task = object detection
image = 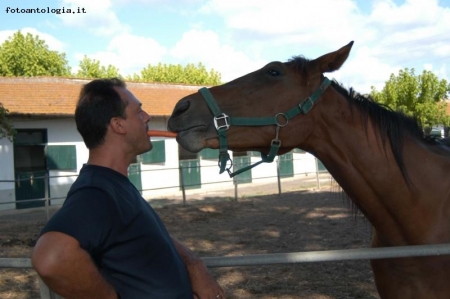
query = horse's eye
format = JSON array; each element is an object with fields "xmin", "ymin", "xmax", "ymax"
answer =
[{"xmin": 266, "ymin": 69, "xmax": 280, "ymax": 76}]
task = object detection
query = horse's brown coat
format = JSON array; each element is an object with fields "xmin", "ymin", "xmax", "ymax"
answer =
[{"xmin": 168, "ymin": 42, "xmax": 450, "ymax": 298}]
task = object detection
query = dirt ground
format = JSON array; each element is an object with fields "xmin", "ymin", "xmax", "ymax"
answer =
[{"xmin": 0, "ymin": 187, "xmax": 379, "ymax": 299}]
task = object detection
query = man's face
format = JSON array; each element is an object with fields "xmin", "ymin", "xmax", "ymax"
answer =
[{"xmin": 115, "ymin": 87, "xmax": 152, "ymax": 154}]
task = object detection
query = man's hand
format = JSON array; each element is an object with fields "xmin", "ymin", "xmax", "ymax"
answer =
[
  {"xmin": 188, "ymin": 258, "xmax": 225, "ymax": 299},
  {"xmin": 171, "ymin": 237, "xmax": 225, "ymax": 299}
]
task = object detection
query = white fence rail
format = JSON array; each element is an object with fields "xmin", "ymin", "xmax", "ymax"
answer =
[{"xmin": 2, "ymin": 243, "xmax": 450, "ymax": 298}]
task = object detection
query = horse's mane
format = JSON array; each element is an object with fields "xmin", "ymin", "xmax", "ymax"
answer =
[
  {"xmin": 288, "ymin": 55, "xmax": 450, "ymax": 185},
  {"xmin": 330, "ymin": 80, "xmax": 450, "ymax": 184}
]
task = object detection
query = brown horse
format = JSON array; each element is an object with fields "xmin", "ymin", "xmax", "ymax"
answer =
[{"xmin": 168, "ymin": 42, "xmax": 450, "ymax": 298}]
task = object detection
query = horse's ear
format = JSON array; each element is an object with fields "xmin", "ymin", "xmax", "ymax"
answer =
[{"xmin": 314, "ymin": 41, "xmax": 354, "ymax": 73}]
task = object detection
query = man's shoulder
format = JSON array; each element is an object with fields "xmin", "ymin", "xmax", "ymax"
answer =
[
  {"xmin": 68, "ymin": 164, "xmax": 139, "ymax": 202},
  {"xmin": 77, "ymin": 164, "xmax": 129, "ymax": 186}
]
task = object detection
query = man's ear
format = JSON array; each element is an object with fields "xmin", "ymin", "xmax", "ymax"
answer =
[{"xmin": 110, "ymin": 117, "xmax": 126, "ymax": 134}]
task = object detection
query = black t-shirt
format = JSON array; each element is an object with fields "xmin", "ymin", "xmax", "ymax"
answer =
[{"xmin": 41, "ymin": 164, "xmax": 193, "ymax": 299}]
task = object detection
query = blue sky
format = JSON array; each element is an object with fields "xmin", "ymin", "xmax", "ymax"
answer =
[{"xmin": 1, "ymin": 0, "xmax": 450, "ymax": 93}]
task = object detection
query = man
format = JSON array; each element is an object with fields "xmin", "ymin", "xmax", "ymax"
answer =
[{"xmin": 31, "ymin": 78, "xmax": 225, "ymax": 299}]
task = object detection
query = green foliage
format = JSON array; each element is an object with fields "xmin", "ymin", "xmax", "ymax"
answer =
[
  {"xmin": 441, "ymin": 113, "xmax": 450, "ymax": 128},
  {"xmin": 371, "ymin": 68, "xmax": 450, "ymax": 130},
  {"xmin": 128, "ymin": 62, "xmax": 221, "ymax": 85},
  {"xmin": 0, "ymin": 33, "xmax": 221, "ymax": 140},
  {"xmin": 76, "ymin": 56, "xmax": 121, "ymax": 79},
  {"xmin": 0, "ymin": 31, "xmax": 71, "ymax": 77},
  {"xmin": 0, "ymin": 103, "xmax": 16, "ymax": 141},
  {"xmin": 0, "ymin": 31, "xmax": 222, "ymax": 84}
]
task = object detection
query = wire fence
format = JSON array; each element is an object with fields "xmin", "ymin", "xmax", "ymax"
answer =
[
  {"xmin": 3, "ymin": 244, "xmax": 450, "ymax": 299},
  {"xmin": 0, "ymin": 156, "xmax": 334, "ymax": 219}
]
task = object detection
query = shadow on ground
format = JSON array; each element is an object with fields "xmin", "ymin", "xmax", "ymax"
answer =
[{"xmin": 0, "ymin": 189, "xmax": 378, "ymax": 299}]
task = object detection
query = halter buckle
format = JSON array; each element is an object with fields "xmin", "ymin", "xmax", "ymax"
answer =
[
  {"xmin": 299, "ymin": 97, "xmax": 314, "ymax": 114},
  {"xmin": 214, "ymin": 113, "xmax": 230, "ymax": 130},
  {"xmin": 271, "ymin": 139, "xmax": 281, "ymax": 147}
]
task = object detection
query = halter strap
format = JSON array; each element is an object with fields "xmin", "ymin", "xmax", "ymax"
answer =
[{"xmin": 199, "ymin": 77, "xmax": 331, "ymax": 177}]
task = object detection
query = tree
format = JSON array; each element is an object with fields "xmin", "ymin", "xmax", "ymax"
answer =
[
  {"xmin": 0, "ymin": 103, "xmax": 16, "ymax": 141},
  {"xmin": 370, "ymin": 68, "xmax": 450, "ymax": 132},
  {"xmin": 0, "ymin": 31, "xmax": 71, "ymax": 76},
  {"xmin": 442, "ymin": 113, "xmax": 450, "ymax": 137},
  {"xmin": 76, "ymin": 56, "xmax": 121, "ymax": 79},
  {"xmin": 129, "ymin": 62, "xmax": 221, "ymax": 85}
]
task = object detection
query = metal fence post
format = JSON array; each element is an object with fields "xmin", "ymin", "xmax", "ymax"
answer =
[
  {"xmin": 276, "ymin": 157, "xmax": 281, "ymax": 196},
  {"xmin": 44, "ymin": 173, "xmax": 50, "ymax": 221},
  {"xmin": 179, "ymin": 165, "xmax": 186, "ymax": 206},
  {"xmin": 315, "ymin": 158, "xmax": 321, "ymax": 189},
  {"xmin": 233, "ymin": 176, "xmax": 238, "ymax": 202},
  {"xmin": 38, "ymin": 276, "xmax": 62, "ymax": 299}
]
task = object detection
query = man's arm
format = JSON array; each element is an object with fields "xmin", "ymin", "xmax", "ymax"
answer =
[
  {"xmin": 171, "ymin": 236, "xmax": 225, "ymax": 299},
  {"xmin": 32, "ymin": 231, "xmax": 118, "ymax": 299}
]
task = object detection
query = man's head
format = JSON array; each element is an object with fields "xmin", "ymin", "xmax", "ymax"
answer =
[{"xmin": 75, "ymin": 78, "xmax": 128, "ymax": 149}]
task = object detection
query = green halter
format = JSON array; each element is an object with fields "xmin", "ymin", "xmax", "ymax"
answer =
[{"xmin": 199, "ymin": 77, "xmax": 331, "ymax": 178}]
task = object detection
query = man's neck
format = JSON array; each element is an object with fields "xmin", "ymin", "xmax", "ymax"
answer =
[{"xmin": 87, "ymin": 148, "xmax": 131, "ymax": 177}]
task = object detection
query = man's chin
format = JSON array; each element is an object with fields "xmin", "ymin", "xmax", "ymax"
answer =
[{"xmin": 138, "ymin": 143, "xmax": 152, "ymax": 156}]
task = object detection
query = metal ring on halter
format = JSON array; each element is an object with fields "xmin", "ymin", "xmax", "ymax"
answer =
[
  {"xmin": 218, "ymin": 155, "xmax": 233, "ymax": 169},
  {"xmin": 275, "ymin": 113, "xmax": 289, "ymax": 127}
]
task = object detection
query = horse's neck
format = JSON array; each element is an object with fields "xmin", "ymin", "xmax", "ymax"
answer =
[{"xmin": 304, "ymin": 98, "xmax": 450, "ymax": 246}]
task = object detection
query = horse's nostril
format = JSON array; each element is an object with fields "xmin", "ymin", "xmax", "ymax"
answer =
[{"xmin": 172, "ymin": 100, "xmax": 190, "ymax": 118}]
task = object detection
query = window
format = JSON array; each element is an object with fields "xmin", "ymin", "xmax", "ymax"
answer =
[
  {"xmin": 46, "ymin": 145, "xmax": 77, "ymax": 170},
  {"xmin": 201, "ymin": 148, "xmax": 219, "ymax": 160},
  {"xmin": 141, "ymin": 140, "xmax": 165, "ymax": 164},
  {"xmin": 250, "ymin": 151, "xmax": 261, "ymax": 157}
]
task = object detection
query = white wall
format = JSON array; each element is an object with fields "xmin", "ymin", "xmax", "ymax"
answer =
[
  {"xmin": 293, "ymin": 152, "xmax": 318, "ymax": 174},
  {"xmin": 141, "ymin": 137, "xmax": 181, "ymax": 198},
  {"xmin": 1, "ymin": 116, "xmax": 320, "ymax": 211},
  {"xmin": 0, "ymin": 118, "xmax": 85, "ymax": 210},
  {"xmin": 47, "ymin": 119, "xmax": 86, "ymax": 205}
]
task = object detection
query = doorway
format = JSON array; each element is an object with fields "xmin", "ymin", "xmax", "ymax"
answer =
[{"xmin": 14, "ymin": 129, "xmax": 48, "ymax": 209}]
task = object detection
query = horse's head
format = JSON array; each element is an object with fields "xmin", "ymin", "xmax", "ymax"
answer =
[{"xmin": 168, "ymin": 42, "xmax": 354, "ymax": 157}]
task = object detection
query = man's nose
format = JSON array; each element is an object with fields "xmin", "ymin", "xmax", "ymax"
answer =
[{"xmin": 145, "ymin": 112, "xmax": 152, "ymax": 122}]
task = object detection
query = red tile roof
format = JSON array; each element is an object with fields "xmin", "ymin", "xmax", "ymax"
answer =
[
  {"xmin": 0, "ymin": 77, "xmax": 201, "ymax": 117},
  {"xmin": 2, "ymin": 77, "xmax": 448, "ymax": 118}
]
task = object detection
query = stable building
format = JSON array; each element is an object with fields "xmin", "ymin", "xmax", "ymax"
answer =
[{"xmin": 0, "ymin": 77, "xmax": 318, "ymax": 210}]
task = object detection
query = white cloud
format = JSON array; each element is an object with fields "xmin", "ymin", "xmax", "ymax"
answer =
[
  {"xmin": 178, "ymin": 2, "xmax": 355, "ymax": 87},
  {"xmin": 192, "ymin": 0, "xmax": 450, "ymax": 90},
  {"xmin": 58, "ymin": 0, "xmax": 129, "ymax": 36},
  {"xmin": 335, "ymin": 45, "xmax": 400, "ymax": 93},
  {"xmin": 111, "ymin": 0, "xmax": 203, "ymax": 5},
  {"xmin": 7, "ymin": 0, "xmax": 445, "ymax": 91},
  {"xmin": 170, "ymin": 29, "xmax": 266, "ymax": 82},
  {"xmin": 370, "ymin": 0, "xmax": 442, "ymax": 27},
  {"xmin": 200, "ymin": 0, "xmax": 361, "ymax": 48},
  {"xmin": 75, "ymin": 33, "xmax": 167, "ymax": 75},
  {"xmin": 363, "ymin": 0, "xmax": 450, "ymax": 66}
]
